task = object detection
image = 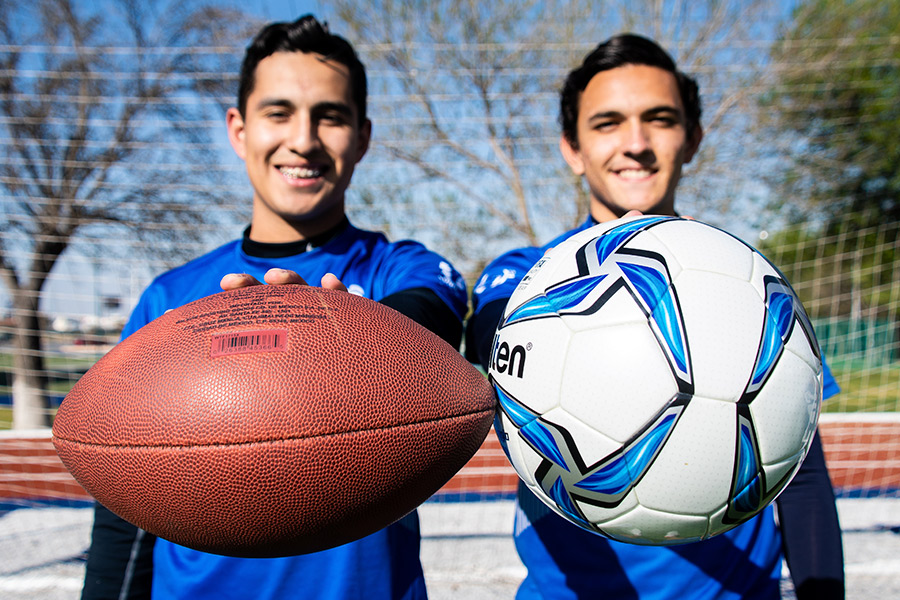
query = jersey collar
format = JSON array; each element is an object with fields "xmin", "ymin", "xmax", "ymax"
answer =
[{"xmin": 241, "ymin": 217, "xmax": 350, "ymax": 259}]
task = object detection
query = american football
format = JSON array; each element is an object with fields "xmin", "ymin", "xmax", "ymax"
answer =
[{"xmin": 52, "ymin": 284, "xmax": 496, "ymax": 557}]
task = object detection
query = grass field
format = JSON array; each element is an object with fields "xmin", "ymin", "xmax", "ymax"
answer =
[
  {"xmin": 825, "ymin": 363, "xmax": 900, "ymax": 413},
  {"xmin": 0, "ymin": 347, "xmax": 106, "ymax": 429}
]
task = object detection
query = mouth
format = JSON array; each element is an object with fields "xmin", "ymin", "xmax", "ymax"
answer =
[
  {"xmin": 278, "ymin": 165, "xmax": 326, "ymax": 180},
  {"xmin": 615, "ymin": 168, "xmax": 655, "ymax": 180}
]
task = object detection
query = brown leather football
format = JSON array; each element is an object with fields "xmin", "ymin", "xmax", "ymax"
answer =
[{"xmin": 52, "ymin": 285, "xmax": 495, "ymax": 557}]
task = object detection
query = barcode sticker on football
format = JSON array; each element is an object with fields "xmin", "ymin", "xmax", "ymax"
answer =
[{"xmin": 211, "ymin": 329, "xmax": 288, "ymax": 357}]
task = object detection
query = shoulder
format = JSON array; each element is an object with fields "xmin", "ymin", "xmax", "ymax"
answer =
[
  {"xmin": 150, "ymin": 240, "xmax": 241, "ymax": 290},
  {"xmin": 123, "ymin": 240, "xmax": 242, "ymax": 338},
  {"xmin": 472, "ymin": 246, "xmax": 542, "ymax": 304},
  {"xmin": 342, "ymin": 223, "xmax": 468, "ymax": 314},
  {"xmin": 346, "ymin": 225, "xmax": 445, "ymax": 264},
  {"xmin": 336, "ymin": 225, "xmax": 448, "ymax": 272},
  {"xmin": 472, "ymin": 226, "xmax": 586, "ymax": 311}
]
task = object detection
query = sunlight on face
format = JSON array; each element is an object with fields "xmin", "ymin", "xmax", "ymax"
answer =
[
  {"xmin": 227, "ymin": 51, "xmax": 371, "ymax": 242},
  {"xmin": 560, "ymin": 65, "xmax": 701, "ymax": 223}
]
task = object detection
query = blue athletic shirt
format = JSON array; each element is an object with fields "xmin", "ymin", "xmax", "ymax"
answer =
[
  {"xmin": 120, "ymin": 221, "xmax": 468, "ymax": 600},
  {"xmin": 470, "ymin": 216, "xmax": 840, "ymax": 600}
]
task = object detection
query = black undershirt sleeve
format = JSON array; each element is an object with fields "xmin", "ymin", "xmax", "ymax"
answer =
[
  {"xmin": 379, "ymin": 287, "xmax": 463, "ymax": 349},
  {"xmin": 82, "ymin": 503, "xmax": 155, "ymax": 600},
  {"xmin": 776, "ymin": 430, "xmax": 845, "ymax": 599},
  {"xmin": 464, "ymin": 298, "xmax": 508, "ymax": 370}
]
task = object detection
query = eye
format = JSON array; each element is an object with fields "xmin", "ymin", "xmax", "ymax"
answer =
[
  {"xmin": 592, "ymin": 120, "xmax": 618, "ymax": 132},
  {"xmin": 265, "ymin": 110, "xmax": 290, "ymax": 122},
  {"xmin": 650, "ymin": 114, "xmax": 679, "ymax": 127},
  {"xmin": 319, "ymin": 112, "xmax": 350, "ymax": 126}
]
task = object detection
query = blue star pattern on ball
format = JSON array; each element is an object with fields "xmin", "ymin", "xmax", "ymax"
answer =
[
  {"xmin": 493, "ymin": 217, "xmax": 697, "ymax": 529},
  {"xmin": 493, "ymin": 376, "xmax": 692, "ymax": 530},
  {"xmin": 744, "ymin": 275, "xmax": 821, "ymax": 401},
  {"xmin": 498, "ymin": 216, "xmax": 693, "ymax": 393}
]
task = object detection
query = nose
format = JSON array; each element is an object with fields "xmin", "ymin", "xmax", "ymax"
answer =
[
  {"xmin": 287, "ymin": 114, "xmax": 320, "ymax": 155},
  {"xmin": 623, "ymin": 119, "xmax": 651, "ymax": 156}
]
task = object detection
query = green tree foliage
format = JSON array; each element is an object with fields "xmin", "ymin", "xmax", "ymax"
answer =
[
  {"xmin": 759, "ymin": 217, "xmax": 899, "ymax": 321},
  {"xmin": 765, "ymin": 0, "xmax": 900, "ymax": 226},
  {"xmin": 758, "ymin": 216, "xmax": 900, "ymax": 373}
]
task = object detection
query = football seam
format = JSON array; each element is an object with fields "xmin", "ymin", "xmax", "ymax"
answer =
[{"xmin": 52, "ymin": 406, "xmax": 496, "ymax": 450}]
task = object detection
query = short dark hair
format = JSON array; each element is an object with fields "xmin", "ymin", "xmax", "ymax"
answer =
[
  {"xmin": 237, "ymin": 15, "xmax": 368, "ymax": 125},
  {"xmin": 560, "ymin": 34, "xmax": 701, "ymax": 147}
]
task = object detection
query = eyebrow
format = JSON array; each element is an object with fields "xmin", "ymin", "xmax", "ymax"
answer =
[
  {"xmin": 586, "ymin": 105, "xmax": 683, "ymax": 122},
  {"xmin": 254, "ymin": 98, "xmax": 355, "ymax": 118},
  {"xmin": 255, "ymin": 98, "xmax": 295, "ymax": 111},
  {"xmin": 586, "ymin": 110, "xmax": 620, "ymax": 121},
  {"xmin": 311, "ymin": 101, "xmax": 355, "ymax": 118},
  {"xmin": 643, "ymin": 105, "xmax": 683, "ymax": 118}
]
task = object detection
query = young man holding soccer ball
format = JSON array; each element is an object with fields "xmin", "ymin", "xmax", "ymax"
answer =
[
  {"xmin": 466, "ymin": 34, "xmax": 845, "ymax": 599},
  {"xmin": 81, "ymin": 15, "xmax": 467, "ymax": 600}
]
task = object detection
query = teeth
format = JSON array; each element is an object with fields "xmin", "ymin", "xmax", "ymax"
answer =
[
  {"xmin": 280, "ymin": 166, "xmax": 321, "ymax": 179},
  {"xmin": 618, "ymin": 169, "xmax": 652, "ymax": 180}
]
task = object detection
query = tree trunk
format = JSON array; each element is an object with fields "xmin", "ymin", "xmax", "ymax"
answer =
[{"xmin": 11, "ymin": 290, "xmax": 51, "ymax": 429}]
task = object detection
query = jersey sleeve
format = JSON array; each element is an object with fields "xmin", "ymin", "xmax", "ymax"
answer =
[
  {"xmin": 82, "ymin": 503, "xmax": 155, "ymax": 600},
  {"xmin": 371, "ymin": 241, "xmax": 469, "ymax": 320},
  {"xmin": 380, "ymin": 287, "xmax": 462, "ymax": 349},
  {"xmin": 775, "ymin": 354, "xmax": 843, "ymax": 598},
  {"xmin": 118, "ymin": 280, "xmax": 173, "ymax": 341},
  {"xmin": 470, "ymin": 247, "xmax": 542, "ymax": 314},
  {"xmin": 466, "ymin": 247, "xmax": 543, "ymax": 367},
  {"xmin": 776, "ymin": 430, "xmax": 844, "ymax": 598},
  {"xmin": 821, "ymin": 357, "xmax": 839, "ymax": 400}
]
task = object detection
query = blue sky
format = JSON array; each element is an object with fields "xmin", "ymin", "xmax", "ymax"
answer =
[
  {"xmin": 4, "ymin": 0, "xmax": 802, "ymax": 320},
  {"xmin": 230, "ymin": 0, "xmax": 348, "ymax": 23}
]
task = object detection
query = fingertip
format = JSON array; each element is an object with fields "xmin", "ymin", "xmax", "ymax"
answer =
[
  {"xmin": 264, "ymin": 268, "xmax": 307, "ymax": 286},
  {"xmin": 321, "ymin": 273, "xmax": 348, "ymax": 292},
  {"xmin": 220, "ymin": 273, "xmax": 261, "ymax": 290}
]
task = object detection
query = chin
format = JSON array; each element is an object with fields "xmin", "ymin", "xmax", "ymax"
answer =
[{"xmin": 636, "ymin": 199, "xmax": 674, "ymax": 216}]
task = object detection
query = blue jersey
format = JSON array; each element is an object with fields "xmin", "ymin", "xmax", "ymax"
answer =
[
  {"xmin": 121, "ymin": 222, "xmax": 468, "ymax": 600},
  {"xmin": 471, "ymin": 217, "xmax": 840, "ymax": 600}
]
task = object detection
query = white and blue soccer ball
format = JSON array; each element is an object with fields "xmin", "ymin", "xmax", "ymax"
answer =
[{"xmin": 489, "ymin": 216, "xmax": 822, "ymax": 545}]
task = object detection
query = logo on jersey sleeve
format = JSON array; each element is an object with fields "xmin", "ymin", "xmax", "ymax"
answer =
[
  {"xmin": 492, "ymin": 268, "xmax": 517, "ymax": 289},
  {"xmin": 474, "ymin": 274, "xmax": 490, "ymax": 295},
  {"xmin": 439, "ymin": 260, "xmax": 466, "ymax": 291},
  {"xmin": 474, "ymin": 268, "xmax": 518, "ymax": 298}
]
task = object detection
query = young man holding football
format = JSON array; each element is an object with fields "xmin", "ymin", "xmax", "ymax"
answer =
[
  {"xmin": 81, "ymin": 15, "xmax": 467, "ymax": 600},
  {"xmin": 466, "ymin": 34, "xmax": 845, "ymax": 599}
]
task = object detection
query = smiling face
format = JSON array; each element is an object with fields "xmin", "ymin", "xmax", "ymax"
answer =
[
  {"xmin": 560, "ymin": 64, "xmax": 702, "ymax": 223},
  {"xmin": 227, "ymin": 51, "xmax": 371, "ymax": 242}
]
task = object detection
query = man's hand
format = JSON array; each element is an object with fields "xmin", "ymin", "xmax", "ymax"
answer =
[{"xmin": 220, "ymin": 269, "xmax": 348, "ymax": 292}]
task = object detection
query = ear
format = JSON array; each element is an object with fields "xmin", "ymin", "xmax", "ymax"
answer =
[
  {"xmin": 226, "ymin": 107, "xmax": 247, "ymax": 161},
  {"xmin": 356, "ymin": 118, "xmax": 372, "ymax": 162},
  {"xmin": 683, "ymin": 125, "xmax": 703, "ymax": 164},
  {"xmin": 559, "ymin": 134, "xmax": 586, "ymax": 176}
]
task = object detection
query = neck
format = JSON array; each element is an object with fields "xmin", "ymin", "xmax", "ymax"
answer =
[
  {"xmin": 241, "ymin": 217, "xmax": 349, "ymax": 258},
  {"xmin": 589, "ymin": 199, "xmax": 676, "ymax": 224},
  {"xmin": 248, "ymin": 206, "xmax": 346, "ymax": 244}
]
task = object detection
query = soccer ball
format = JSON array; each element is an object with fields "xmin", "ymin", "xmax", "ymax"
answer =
[{"xmin": 489, "ymin": 216, "xmax": 822, "ymax": 545}]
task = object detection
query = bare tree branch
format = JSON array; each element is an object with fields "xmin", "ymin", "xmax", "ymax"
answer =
[{"xmin": 0, "ymin": 0, "xmax": 254, "ymax": 427}]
